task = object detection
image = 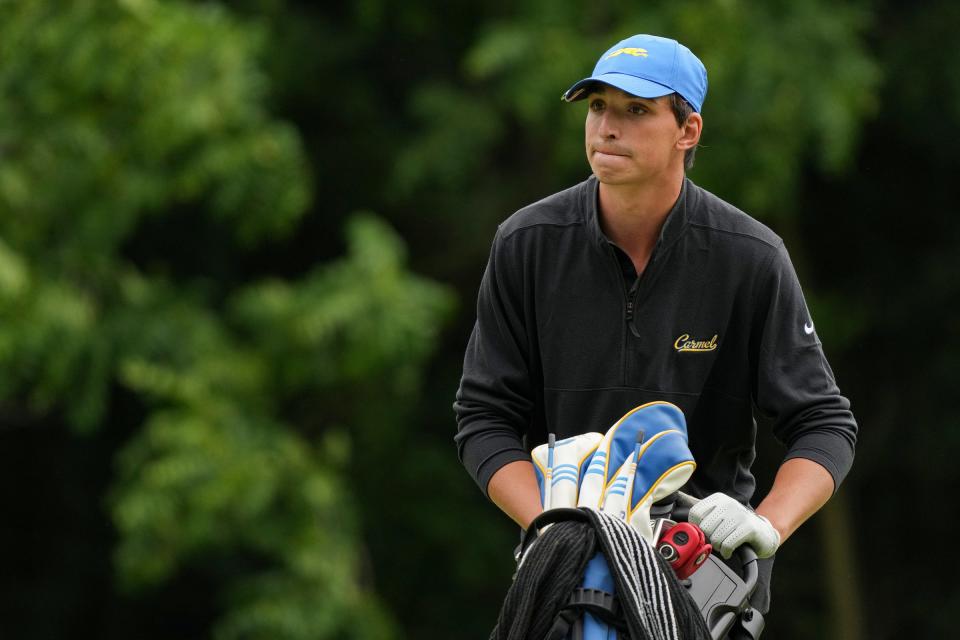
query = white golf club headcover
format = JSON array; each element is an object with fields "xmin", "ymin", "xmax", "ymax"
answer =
[
  {"xmin": 531, "ymin": 432, "xmax": 603, "ymax": 509},
  {"xmin": 688, "ymin": 492, "xmax": 781, "ymax": 559}
]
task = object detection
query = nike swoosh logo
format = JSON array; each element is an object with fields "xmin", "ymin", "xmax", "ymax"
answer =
[{"xmin": 804, "ymin": 322, "xmax": 815, "ymax": 335}]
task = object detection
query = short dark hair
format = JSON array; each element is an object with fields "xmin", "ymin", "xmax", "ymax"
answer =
[{"xmin": 669, "ymin": 94, "xmax": 697, "ymax": 170}]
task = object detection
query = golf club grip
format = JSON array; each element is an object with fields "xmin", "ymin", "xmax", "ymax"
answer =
[
  {"xmin": 671, "ymin": 490, "xmax": 698, "ymax": 521},
  {"xmin": 738, "ymin": 544, "xmax": 759, "ymax": 593}
]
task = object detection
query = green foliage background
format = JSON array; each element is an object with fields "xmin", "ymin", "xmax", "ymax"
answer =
[{"xmin": 1, "ymin": 0, "xmax": 957, "ymax": 638}]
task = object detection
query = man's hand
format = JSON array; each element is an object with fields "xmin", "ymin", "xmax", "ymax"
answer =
[{"xmin": 688, "ymin": 493, "xmax": 781, "ymax": 559}]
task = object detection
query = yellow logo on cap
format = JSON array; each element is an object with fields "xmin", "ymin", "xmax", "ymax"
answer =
[{"xmin": 605, "ymin": 47, "xmax": 649, "ymax": 59}]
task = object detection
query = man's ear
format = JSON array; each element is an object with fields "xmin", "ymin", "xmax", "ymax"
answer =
[{"xmin": 677, "ymin": 112, "xmax": 703, "ymax": 151}]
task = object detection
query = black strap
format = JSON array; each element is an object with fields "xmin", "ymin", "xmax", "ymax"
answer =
[
  {"xmin": 571, "ymin": 588, "xmax": 627, "ymax": 629},
  {"xmin": 518, "ymin": 508, "xmax": 589, "ymax": 562},
  {"xmin": 544, "ymin": 586, "xmax": 627, "ymax": 640},
  {"xmin": 543, "ymin": 606, "xmax": 579, "ymax": 640},
  {"xmin": 567, "ymin": 588, "xmax": 624, "ymax": 626}
]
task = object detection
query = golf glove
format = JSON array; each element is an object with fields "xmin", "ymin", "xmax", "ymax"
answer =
[{"xmin": 688, "ymin": 493, "xmax": 780, "ymax": 559}]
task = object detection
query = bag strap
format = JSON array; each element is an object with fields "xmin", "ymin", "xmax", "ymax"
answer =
[
  {"xmin": 543, "ymin": 587, "xmax": 627, "ymax": 640},
  {"xmin": 518, "ymin": 507, "xmax": 589, "ymax": 562}
]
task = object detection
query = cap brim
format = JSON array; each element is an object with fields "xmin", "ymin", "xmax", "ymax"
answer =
[{"xmin": 562, "ymin": 72, "xmax": 674, "ymax": 103}]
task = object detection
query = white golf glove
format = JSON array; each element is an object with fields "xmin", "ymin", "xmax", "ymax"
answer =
[{"xmin": 688, "ymin": 493, "xmax": 780, "ymax": 559}]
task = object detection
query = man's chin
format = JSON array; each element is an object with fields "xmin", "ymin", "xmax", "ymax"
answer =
[{"xmin": 591, "ymin": 168, "xmax": 635, "ymax": 185}]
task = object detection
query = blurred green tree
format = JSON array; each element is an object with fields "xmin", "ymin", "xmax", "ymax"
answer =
[{"xmin": 0, "ymin": 1, "xmax": 452, "ymax": 638}]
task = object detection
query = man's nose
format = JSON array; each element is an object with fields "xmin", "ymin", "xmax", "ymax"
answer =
[{"xmin": 598, "ymin": 111, "xmax": 619, "ymax": 139}]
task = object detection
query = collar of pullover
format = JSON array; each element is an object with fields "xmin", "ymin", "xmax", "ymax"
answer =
[{"xmin": 584, "ymin": 175, "xmax": 691, "ymax": 259}]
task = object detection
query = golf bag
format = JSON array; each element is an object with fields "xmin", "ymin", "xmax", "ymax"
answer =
[
  {"xmin": 492, "ymin": 506, "xmax": 711, "ymax": 640},
  {"xmin": 489, "ymin": 402, "xmax": 765, "ymax": 640},
  {"xmin": 496, "ymin": 500, "xmax": 764, "ymax": 640}
]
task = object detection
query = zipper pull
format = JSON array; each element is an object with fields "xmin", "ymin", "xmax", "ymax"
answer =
[{"xmin": 625, "ymin": 298, "xmax": 641, "ymax": 337}]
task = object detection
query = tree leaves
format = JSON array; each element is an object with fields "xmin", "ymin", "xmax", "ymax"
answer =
[{"xmin": 0, "ymin": 2, "xmax": 452, "ymax": 638}]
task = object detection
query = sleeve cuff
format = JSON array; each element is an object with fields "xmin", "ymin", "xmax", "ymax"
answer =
[
  {"xmin": 476, "ymin": 448, "xmax": 531, "ymax": 498},
  {"xmin": 456, "ymin": 422, "xmax": 531, "ymax": 497},
  {"xmin": 782, "ymin": 433, "xmax": 855, "ymax": 493}
]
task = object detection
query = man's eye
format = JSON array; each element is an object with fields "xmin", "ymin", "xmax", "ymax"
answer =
[
  {"xmin": 628, "ymin": 104, "xmax": 647, "ymax": 115},
  {"xmin": 589, "ymin": 99, "xmax": 605, "ymax": 111}
]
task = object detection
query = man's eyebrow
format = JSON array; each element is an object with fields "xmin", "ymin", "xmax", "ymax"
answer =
[
  {"xmin": 628, "ymin": 95, "xmax": 659, "ymax": 106},
  {"xmin": 585, "ymin": 87, "xmax": 660, "ymax": 105}
]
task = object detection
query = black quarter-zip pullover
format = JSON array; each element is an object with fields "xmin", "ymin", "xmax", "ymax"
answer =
[{"xmin": 454, "ymin": 175, "xmax": 857, "ymax": 504}]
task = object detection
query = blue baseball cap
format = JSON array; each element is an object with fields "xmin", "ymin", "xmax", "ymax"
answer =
[{"xmin": 563, "ymin": 34, "xmax": 707, "ymax": 113}]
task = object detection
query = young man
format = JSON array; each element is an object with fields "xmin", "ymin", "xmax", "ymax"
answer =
[{"xmin": 454, "ymin": 34, "xmax": 857, "ymax": 613}]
